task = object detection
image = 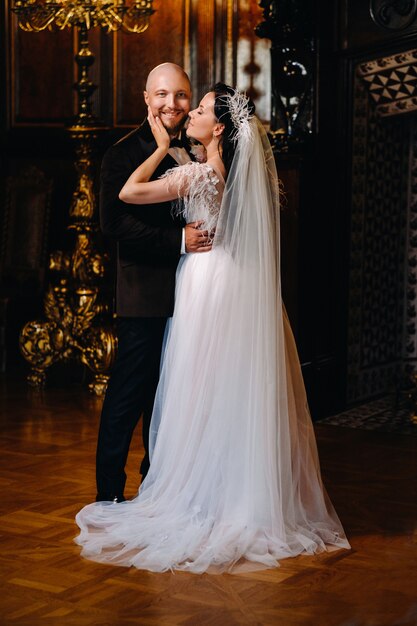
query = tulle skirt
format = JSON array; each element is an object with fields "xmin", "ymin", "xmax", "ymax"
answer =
[{"xmin": 75, "ymin": 250, "xmax": 350, "ymax": 573}]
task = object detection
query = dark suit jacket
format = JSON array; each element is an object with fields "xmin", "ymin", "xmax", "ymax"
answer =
[{"xmin": 100, "ymin": 120, "xmax": 184, "ymax": 317}]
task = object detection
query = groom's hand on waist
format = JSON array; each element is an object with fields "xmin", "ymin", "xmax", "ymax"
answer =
[{"xmin": 185, "ymin": 221, "xmax": 212, "ymax": 253}]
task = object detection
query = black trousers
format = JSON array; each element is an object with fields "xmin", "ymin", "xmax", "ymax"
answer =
[{"xmin": 95, "ymin": 316, "xmax": 167, "ymax": 500}]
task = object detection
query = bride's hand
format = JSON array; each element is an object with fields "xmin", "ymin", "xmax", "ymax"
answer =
[{"xmin": 148, "ymin": 107, "xmax": 170, "ymax": 152}]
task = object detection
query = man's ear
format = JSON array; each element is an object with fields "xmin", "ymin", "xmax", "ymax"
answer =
[
  {"xmin": 213, "ymin": 123, "xmax": 225, "ymax": 138},
  {"xmin": 144, "ymin": 91, "xmax": 149, "ymax": 106}
]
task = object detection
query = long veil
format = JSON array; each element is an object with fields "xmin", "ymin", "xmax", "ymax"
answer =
[{"xmin": 182, "ymin": 115, "xmax": 349, "ymax": 557}]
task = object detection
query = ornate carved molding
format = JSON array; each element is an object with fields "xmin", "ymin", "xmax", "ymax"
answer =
[
  {"xmin": 357, "ymin": 49, "xmax": 417, "ymax": 116},
  {"xmin": 370, "ymin": 0, "xmax": 417, "ymax": 31}
]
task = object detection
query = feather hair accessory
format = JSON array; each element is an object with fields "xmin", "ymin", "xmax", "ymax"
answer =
[{"xmin": 218, "ymin": 89, "xmax": 254, "ymax": 144}]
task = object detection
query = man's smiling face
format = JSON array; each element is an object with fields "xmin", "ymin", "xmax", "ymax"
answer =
[{"xmin": 144, "ymin": 67, "xmax": 191, "ymax": 137}]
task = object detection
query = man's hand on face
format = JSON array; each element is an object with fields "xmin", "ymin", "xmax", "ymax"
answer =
[{"xmin": 185, "ymin": 221, "xmax": 212, "ymax": 253}]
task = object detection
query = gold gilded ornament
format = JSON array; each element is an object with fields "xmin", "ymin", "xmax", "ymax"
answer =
[{"xmin": 18, "ymin": 129, "xmax": 117, "ymax": 395}]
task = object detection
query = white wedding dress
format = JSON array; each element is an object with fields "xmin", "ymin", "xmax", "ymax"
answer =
[{"xmin": 76, "ymin": 120, "xmax": 350, "ymax": 573}]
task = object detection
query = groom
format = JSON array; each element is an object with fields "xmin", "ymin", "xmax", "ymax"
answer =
[{"xmin": 96, "ymin": 63, "xmax": 211, "ymax": 502}]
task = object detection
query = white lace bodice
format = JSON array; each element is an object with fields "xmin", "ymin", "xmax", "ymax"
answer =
[{"xmin": 161, "ymin": 161, "xmax": 224, "ymax": 234}]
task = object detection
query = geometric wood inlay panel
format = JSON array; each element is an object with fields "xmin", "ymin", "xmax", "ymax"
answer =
[{"xmin": 357, "ymin": 49, "xmax": 417, "ymax": 117}]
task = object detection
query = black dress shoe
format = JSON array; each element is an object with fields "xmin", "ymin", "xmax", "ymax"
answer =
[{"xmin": 95, "ymin": 494, "xmax": 126, "ymax": 503}]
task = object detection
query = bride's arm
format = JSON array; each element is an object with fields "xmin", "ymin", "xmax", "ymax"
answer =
[{"xmin": 119, "ymin": 109, "xmax": 185, "ymax": 205}]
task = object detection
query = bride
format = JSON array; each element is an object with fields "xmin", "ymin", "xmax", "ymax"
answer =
[{"xmin": 75, "ymin": 84, "xmax": 350, "ymax": 573}]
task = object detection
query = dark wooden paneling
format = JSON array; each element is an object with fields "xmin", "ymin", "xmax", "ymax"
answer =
[{"xmin": 12, "ymin": 27, "xmax": 74, "ymax": 125}]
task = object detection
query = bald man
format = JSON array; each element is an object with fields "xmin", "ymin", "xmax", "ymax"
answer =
[{"xmin": 96, "ymin": 63, "xmax": 210, "ymax": 502}]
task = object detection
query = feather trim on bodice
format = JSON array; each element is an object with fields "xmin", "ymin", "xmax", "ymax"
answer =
[{"xmin": 160, "ymin": 162, "xmax": 224, "ymax": 235}]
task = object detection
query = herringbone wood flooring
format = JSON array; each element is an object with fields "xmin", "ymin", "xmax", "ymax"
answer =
[{"xmin": 0, "ymin": 379, "xmax": 416, "ymax": 626}]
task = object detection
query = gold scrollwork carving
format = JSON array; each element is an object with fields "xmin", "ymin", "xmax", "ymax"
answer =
[{"xmin": 19, "ymin": 128, "xmax": 116, "ymax": 395}]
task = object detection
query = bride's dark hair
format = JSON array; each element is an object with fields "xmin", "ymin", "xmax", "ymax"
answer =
[{"xmin": 212, "ymin": 82, "xmax": 256, "ymax": 174}]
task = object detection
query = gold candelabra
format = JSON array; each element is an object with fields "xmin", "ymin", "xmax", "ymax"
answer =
[
  {"xmin": 12, "ymin": 0, "xmax": 154, "ymax": 33},
  {"xmin": 12, "ymin": 0, "xmax": 154, "ymax": 395}
]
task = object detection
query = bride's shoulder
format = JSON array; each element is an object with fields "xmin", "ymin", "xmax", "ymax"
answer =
[
  {"xmin": 163, "ymin": 161, "xmax": 219, "ymax": 184},
  {"xmin": 159, "ymin": 161, "xmax": 221, "ymax": 197},
  {"xmin": 180, "ymin": 161, "xmax": 214, "ymax": 174},
  {"xmin": 187, "ymin": 161, "xmax": 222, "ymax": 183}
]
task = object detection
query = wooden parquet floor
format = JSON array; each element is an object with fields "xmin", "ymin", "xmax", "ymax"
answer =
[{"xmin": 0, "ymin": 379, "xmax": 416, "ymax": 626}]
